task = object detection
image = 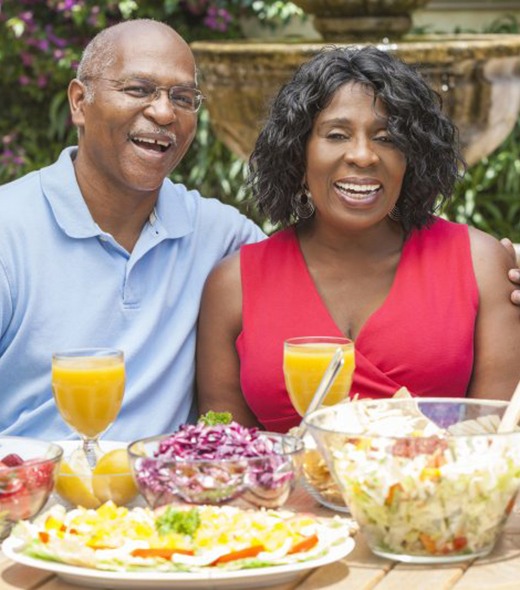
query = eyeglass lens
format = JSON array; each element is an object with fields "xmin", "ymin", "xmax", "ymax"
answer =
[{"xmin": 121, "ymin": 79, "xmax": 203, "ymax": 112}]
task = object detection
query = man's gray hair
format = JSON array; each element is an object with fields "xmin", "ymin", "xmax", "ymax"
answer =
[{"xmin": 76, "ymin": 25, "xmax": 118, "ymax": 102}]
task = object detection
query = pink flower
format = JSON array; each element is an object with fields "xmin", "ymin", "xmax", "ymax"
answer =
[{"xmin": 21, "ymin": 52, "xmax": 33, "ymax": 67}]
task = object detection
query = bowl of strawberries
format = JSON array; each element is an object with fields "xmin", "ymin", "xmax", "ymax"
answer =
[{"xmin": 0, "ymin": 436, "xmax": 63, "ymax": 539}]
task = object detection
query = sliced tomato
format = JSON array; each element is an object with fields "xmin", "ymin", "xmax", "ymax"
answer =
[
  {"xmin": 287, "ymin": 534, "xmax": 319, "ymax": 554},
  {"xmin": 453, "ymin": 536, "xmax": 468, "ymax": 551},
  {"xmin": 212, "ymin": 544, "xmax": 264, "ymax": 565}
]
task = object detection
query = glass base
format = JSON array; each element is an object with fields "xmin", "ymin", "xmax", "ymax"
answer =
[
  {"xmin": 301, "ymin": 477, "xmax": 351, "ymax": 514},
  {"xmin": 371, "ymin": 545, "xmax": 493, "ymax": 564}
]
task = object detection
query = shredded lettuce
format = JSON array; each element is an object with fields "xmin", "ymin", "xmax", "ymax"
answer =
[{"xmin": 332, "ymin": 435, "xmax": 520, "ymax": 559}]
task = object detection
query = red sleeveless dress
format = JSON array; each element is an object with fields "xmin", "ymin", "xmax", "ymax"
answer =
[{"xmin": 236, "ymin": 218, "xmax": 479, "ymax": 433}]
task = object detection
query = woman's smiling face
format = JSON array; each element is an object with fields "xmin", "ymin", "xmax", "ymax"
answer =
[{"xmin": 305, "ymin": 81, "xmax": 407, "ymax": 232}]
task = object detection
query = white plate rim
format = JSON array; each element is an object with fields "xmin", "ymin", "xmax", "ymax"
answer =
[{"xmin": 2, "ymin": 535, "xmax": 355, "ymax": 588}]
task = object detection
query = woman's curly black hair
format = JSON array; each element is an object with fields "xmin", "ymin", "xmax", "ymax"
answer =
[{"xmin": 247, "ymin": 45, "xmax": 466, "ymax": 232}]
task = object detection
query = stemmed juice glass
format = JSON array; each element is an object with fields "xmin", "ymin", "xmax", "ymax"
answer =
[
  {"xmin": 283, "ymin": 336, "xmax": 355, "ymax": 416},
  {"xmin": 51, "ymin": 348, "xmax": 125, "ymax": 469}
]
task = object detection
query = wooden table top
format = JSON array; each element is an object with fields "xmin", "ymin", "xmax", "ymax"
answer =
[{"xmin": 2, "ymin": 485, "xmax": 520, "ymax": 590}]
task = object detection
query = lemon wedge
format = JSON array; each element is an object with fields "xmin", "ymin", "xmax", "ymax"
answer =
[
  {"xmin": 56, "ymin": 460, "xmax": 100, "ymax": 509},
  {"xmin": 92, "ymin": 449, "xmax": 138, "ymax": 505}
]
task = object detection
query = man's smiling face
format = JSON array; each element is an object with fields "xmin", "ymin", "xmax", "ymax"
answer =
[{"xmin": 71, "ymin": 21, "xmax": 198, "ymax": 198}]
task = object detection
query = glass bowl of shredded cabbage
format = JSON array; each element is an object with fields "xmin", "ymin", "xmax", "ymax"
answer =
[
  {"xmin": 128, "ymin": 413, "xmax": 304, "ymax": 509},
  {"xmin": 304, "ymin": 397, "xmax": 520, "ymax": 564}
]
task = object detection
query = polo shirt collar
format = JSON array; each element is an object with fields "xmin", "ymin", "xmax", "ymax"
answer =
[{"xmin": 41, "ymin": 147, "xmax": 194, "ymax": 240}]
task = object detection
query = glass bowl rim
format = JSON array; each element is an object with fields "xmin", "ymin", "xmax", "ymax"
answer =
[
  {"xmin": 127, "ymin": 430, "xmax": 305, "ymax": 465},
  {"xmin": 0, "ymin": 435, "xmax": 63, "ymax": 465},
  {"xmin": 303, "ymin": 396, "xmax": 515, "ymax": 439}
]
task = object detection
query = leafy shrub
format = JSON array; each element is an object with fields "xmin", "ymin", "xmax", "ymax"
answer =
[
  {"xmin": 444, "ymin": 117, "xmax": 520, "ymax": 242},
  {"xmin": 0, "ymin": 1, "xmax": 241, "ymax": 180}
]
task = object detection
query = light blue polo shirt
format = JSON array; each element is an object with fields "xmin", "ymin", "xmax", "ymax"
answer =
[{"xmin": 0, "ymin": 147, "xmax": 265, "ymax": 441}]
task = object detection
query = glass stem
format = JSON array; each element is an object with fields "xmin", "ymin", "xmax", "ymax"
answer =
[{"xmin": 83, "ymin": 437, "xmax": 101, "ymax": 470}]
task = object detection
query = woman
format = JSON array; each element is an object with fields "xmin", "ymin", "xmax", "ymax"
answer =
[{"xmin": 196, "ymin": 46, "xmax": 520, "ymax": 433}]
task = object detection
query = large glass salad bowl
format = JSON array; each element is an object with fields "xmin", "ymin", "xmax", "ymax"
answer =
[{"xmin": 304, "ymin": 397, "xmax": 520, "ymax": 564}]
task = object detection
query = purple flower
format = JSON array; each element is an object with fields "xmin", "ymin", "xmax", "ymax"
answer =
[
  {"xmin": 87, "ymin": 6, "xmax": 101, "ymax": 27},
  {"xmin": 21, "ymin": 52, "xmax": 33, "ymax": 67},
  {"xmin": 45, "ymin": 26, "xmax": 67, "ymax": 48},
  {"xmin": 19, "ymin": 11, "xmax": 34, "ymax": 24},
  {"xmin": 203, "ymin": 6, "xmax": 232, "ymax": 32},
  {"xmin": 18, "ymin": 75, "xmax": 30, "ymax": 86},
  {"xmin": 35, "ymin": 38, "xmax": 49, "ymax": 51},
  {"xmin": 56, "ymin": 0, "xmax": 82, "ymax": 10}
]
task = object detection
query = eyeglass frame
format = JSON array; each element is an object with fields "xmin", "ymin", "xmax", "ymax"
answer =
[{"xmin": 82, "ymin": 76, "xmax": 205, "ymax": 113}]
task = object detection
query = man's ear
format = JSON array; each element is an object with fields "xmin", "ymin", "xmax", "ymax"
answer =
[{"xmin": 68, "ymin": 79, "xmax": 88, "ymax": 128}]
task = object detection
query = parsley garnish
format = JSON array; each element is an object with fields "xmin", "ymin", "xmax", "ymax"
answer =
[{"xmin": 156, "ymin": 507, "xmax": 201, "ymax": 537}]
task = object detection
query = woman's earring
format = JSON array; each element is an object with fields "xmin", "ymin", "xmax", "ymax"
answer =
[
  {"xmin": 292, "ymin": 186, "xmax": 315, "ymax": 219},
  {"xmin": 388, "ymin": 205, "xmax": 402, "ymax": 222}
]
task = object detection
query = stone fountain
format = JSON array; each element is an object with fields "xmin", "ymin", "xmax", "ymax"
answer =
[{"xmin": 191, "ymin": 0, "xmax": 520, "ymax": 166}]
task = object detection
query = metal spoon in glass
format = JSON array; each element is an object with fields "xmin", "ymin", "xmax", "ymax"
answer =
[{"xmin": 293, "ymin": 347, "xmax": 345, "ymax": 439}]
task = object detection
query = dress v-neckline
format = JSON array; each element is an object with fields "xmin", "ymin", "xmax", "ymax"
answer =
[{"xmin": 289, "ymin": 226, "xmax": 412, "ymax": 344}]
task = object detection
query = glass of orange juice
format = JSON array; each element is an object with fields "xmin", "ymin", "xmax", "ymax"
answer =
[
  {"xmin": 52, "ymin": 348, "xmax": 125, "ymax": 468},
  {"xmin": 283, "ymin": 337, "xmax": 355, "ymax": 416}
]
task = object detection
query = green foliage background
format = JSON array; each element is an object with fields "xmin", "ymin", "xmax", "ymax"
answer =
[{"xmin": 0, "ymin": 2, "xmax": 518, "ymax": 238}]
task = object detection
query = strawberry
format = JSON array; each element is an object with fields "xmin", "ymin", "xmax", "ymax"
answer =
[{"xmin": 1, "ymin": 454, "xmax": 24, "ymax": 467}]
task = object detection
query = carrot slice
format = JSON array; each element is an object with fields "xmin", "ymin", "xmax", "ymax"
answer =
[
  {"xmin": 212, "ymin": 545, "xmax": 264, "ymax": 565},
  {"xmin": 287, "ymin": 534, "xmax": 319, "ymax": 555},
  {"xmin": 131, "ymin": 547, "xmax": 194, "ymax": 559}
]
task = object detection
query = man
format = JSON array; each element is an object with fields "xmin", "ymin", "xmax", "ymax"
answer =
[
  {"xmin": 0, "ymin": 19, "xmax": 263, "ymax": 440},
  {"xmin": 0, "ymin": 20, "xmax": 518, "ymax": 440}
]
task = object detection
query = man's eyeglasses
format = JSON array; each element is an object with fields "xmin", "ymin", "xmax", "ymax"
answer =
[{"xmin": 90, "ymin": 77, "xmax": 205, "ymax": 113}]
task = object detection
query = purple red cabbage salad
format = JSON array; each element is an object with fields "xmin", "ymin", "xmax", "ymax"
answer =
[
  {"xmin": 134, "ymin": 421, "xmax": 297, "ymax": 505},
  {"xmin": 154, "ymin": 422, "xmax": 279, "ymax": 461}
]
